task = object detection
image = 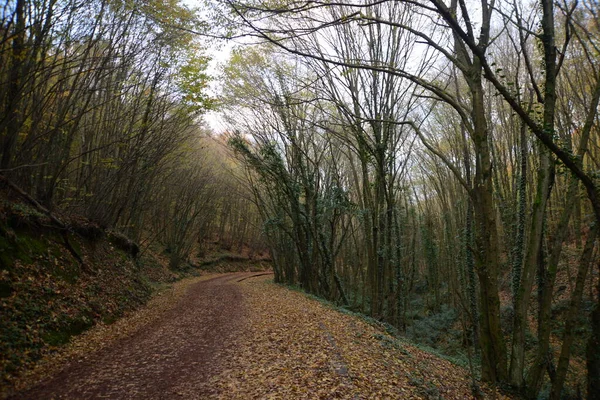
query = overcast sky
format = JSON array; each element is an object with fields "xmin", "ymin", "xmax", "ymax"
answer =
[{"xmin": 181, "ymin": 0, "xmax": 234, "ymax": 132}]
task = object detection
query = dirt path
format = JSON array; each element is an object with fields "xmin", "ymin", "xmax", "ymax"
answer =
[
  {"xmin": 11, "ymin": 273, "xmax": 509, "ymax": 399},
  {"xmin": 14, "ymin": 273, "xmax": 254, "ymax": 400}
]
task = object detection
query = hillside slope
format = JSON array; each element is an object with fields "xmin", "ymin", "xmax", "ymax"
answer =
[{"xmin": 0, "ymin": 193, "xmax": 179, "ymax": 394}]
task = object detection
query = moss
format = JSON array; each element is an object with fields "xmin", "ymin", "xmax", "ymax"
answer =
[
  {"xmin": 0, "ymin": 235, "xmax": 15, "ymax": 269},
  {"xmin": 0, "ymin": 230, "xmax": 49, "ymax": 269},
  {"xmin": 43, "ymin": 316, "xmax": 93, "ymax": 347},
  {"xmin": 50, "ymin": 261, "xmax": 80, "ymax": 284},
  {"xmin": 0, "ymin": 281, "xmax": 12, "ymax": 298},
  {"xmin": 25, "ymin": 236, "xmax": 49, "ymax": 254},
  {"xmin": 1, "ymin": 229, "xmax": 81, "ymax": 283},
  {"xmin": 70, "ymin": 239, "xmax": 82, "ymax": 257},
  {"xmin": 102, "ymin": 315, "xmax": 119, "ymax": 325},
  {"xmin": 108, "ymin": 231, "xmax": 139, "ymax": 258}
]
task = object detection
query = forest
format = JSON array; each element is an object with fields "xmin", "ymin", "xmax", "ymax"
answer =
[{"xmin": 1, "ymin": 0, "xmax": 600, "ymax": 399}]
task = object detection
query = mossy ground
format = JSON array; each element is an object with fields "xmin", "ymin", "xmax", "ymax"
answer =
[{"xmin": 0, "ymin": 202, "xmax": 180, "ymax": 392}]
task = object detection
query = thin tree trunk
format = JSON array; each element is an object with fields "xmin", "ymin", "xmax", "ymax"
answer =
[
  {"xmin": 588, "ymin": 276, "xmax": 600, "ymax": 399},
  {"xmin": 529, "ymin": 62, "xmax": 600, "ymax": 399},
  {"xmin": 509, "ymin": 143, "xmax": 554, "ymax": 388},
  {"xmin": 549, "ymin": 224, "xmax": 597, "ymax": 400},
  {"xmin": 469, "ymin": 51, "xmax": 508, "ymax": 383},
  {"xmin": 1, "ymin": 0, "xmax": 25, "ymax": 170}
]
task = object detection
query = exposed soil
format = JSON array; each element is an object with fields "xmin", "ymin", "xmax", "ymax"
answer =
[{"xmin": 12, "ymin": 273, "xmax": 255, "ymax": 399}]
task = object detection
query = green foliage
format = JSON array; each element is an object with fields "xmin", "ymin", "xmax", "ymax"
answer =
[
  {"xmin": 406, "ymin": 304, "xmax": 460, "ymax": 351},
  {"xmin": 407, "ymin": 374, "xmax": 442, "ymax": 400},
  {"xmin": 176, "ymin": 51, "xmax": 214, "ymax": 113}
]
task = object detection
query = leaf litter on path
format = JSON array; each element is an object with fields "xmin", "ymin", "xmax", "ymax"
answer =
[
  {"xmin": 9, "ymin": 273, "xmax": 221, "ymax": 397},
  {"xmin": 212, "ymin": 275, "xmax": 510, "ymax": 400},
  {"xmin": 12, "ymin": 273, "xmax": 511, "ymax": 399}
]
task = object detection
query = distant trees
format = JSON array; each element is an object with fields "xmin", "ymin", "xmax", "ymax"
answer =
[
  {"xmin": 216, "ymin": 0, "xmax": 600, "ymax": 397},
  {"xmin": 225, "ymin": 48, "xmax": 351, "ymax": 297},
  {"xmin": 0, "ymin": 0, "xmax": 266, "ymax": 268}
]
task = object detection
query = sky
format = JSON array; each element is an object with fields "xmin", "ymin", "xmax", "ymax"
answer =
[
  {"xmin": 182, "ymin": 0, "xmax": 235, "ymax": 132},
  {"xmin": 204, "ymin": 42, "xmax": 234, "ymax": 133}
]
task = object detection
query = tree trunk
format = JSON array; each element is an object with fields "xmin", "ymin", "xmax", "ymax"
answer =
[
  {"xmin": 1, "ymin": 0, "xmax": 26, "ymax": 170},
  {"xmin": 549, "ymin": 224, "xmax": 597, "ymax": 400},
  {"xmin": 511, "ymin": 118, "xmax": 527, "ymax": 305},
  {"xmin": 470, "ymin": 60, "xmax": 507, "ymax": 383},
  {"xmin": 588, "ymin": 279, "xmax": 600, "ymax": 400},
  {"xmin": 466, "ymin": 200, "xmax": 479, "ymax": 349},
  {"xmin": 509, "ymin": 143, "xmax": 554, "ymax": 388}
]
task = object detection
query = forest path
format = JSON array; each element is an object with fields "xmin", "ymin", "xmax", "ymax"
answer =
[
  {"xmin": 14, "ymin": 273, "xmax": 509, "ymax": 400},
  {"xmin": 15, "ymin": 272, "xmax": 257, "ymax": 399}
]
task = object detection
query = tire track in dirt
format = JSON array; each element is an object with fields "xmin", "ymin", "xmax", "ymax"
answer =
[{"xmin": 14, "ymin": 273, "xmax": 255, "ymax": 400}]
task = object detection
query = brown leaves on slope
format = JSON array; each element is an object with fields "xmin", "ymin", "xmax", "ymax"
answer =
[{"xmin": 212, "ymin": 276, "xmax": 510, "ymax": 400}]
